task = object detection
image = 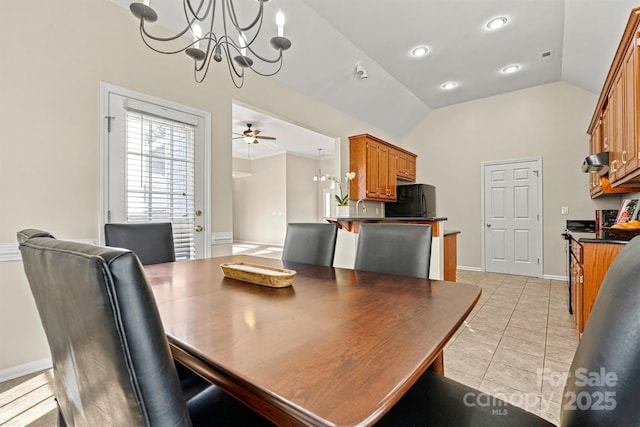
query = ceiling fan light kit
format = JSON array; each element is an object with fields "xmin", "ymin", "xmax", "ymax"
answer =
[
  {"xmin": 234, "ymin": 123, "xmax": 277, "ymax": 144},
  {"xmin": 129, "ymin": 0, "xmax": 292, "ymax": 88}
]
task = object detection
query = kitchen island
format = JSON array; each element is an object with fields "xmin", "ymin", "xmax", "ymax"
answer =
[{"xmin": 326, "ymin": 217, "xmax": 458, "ymax": 281}]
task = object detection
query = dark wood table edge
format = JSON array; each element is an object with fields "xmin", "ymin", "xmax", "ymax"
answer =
[
  {"xmin": 361, "ymin": 284, "xmax": 482, "ymax": 425},
  {"xmin": 167, "ymin": 282, "xmax": 482, "ymax": 426}
]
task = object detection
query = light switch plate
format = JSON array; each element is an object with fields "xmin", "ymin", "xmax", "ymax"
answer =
[{"xmin": 561, "ymin": 206, "xmax": 569, "ymax": 215}]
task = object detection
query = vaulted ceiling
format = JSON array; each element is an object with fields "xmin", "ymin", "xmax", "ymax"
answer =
[{"xmin": 114, "ymin": 0, "xmax": 640, "ymax": 157}]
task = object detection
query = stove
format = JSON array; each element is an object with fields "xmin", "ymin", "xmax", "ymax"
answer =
[{"xmin": 561, "ymin": 220, "xmax": 596, "ymax": 314}]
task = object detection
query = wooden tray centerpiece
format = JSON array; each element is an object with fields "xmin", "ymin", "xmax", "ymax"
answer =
[{"xmin": 220, "ymin": 262, "xmax": 296, "ymax": 288}]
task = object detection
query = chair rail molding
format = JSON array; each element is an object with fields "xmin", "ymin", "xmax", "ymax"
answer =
[{"xmin": 0, "ymin": 239, "xmax": 97, "ymax": 262}]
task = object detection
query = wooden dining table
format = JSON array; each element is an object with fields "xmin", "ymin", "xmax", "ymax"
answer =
[{"xmin": 145, "ymin": 255, "xmax": 481, "ymax": 426}]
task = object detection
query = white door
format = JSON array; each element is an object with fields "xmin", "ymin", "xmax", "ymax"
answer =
[
  {"xmin": 482, "ymin": 158, "xmax": 542, "ymax": 277},
  {"xmin": 101, "ymin": 85, "xmax": 210, "ymax": 259}
]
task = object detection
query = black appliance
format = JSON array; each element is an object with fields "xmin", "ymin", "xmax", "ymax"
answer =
[
  {"xmin": 385, "ymin": 184, "xmax": 436, "ymax": 218},
  {"xmin": 561, "ymin": 219, "xmax": 596, "ymax": 314}
]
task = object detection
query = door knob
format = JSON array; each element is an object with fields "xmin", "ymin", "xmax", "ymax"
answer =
[
  {"xmin": 195, "ymin": 225, "xmax": 203, "ymax": 232},
  {"xmin": 195, "ymin": 209, "xmax": 202, "ymax": 217},
  {"xmin": 486, "ymin": 223, "xmax": 492, "ymax": 227}
]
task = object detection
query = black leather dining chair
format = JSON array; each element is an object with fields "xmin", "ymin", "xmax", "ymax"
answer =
[
  {"xmin": 282, "ymin": 223, "xmax": 338, "ymax": 266},
  {"xmin": 354, "ymin": 223, "xmax": 432, "ymax": 278},
  {"xmin": 377, "ymin": 235, "xmax": 640, "ymax": 426},
  {"xmin": 18, "ymin": 229, "xmax": 273, "ymax": 427},
  {"xmin": 104, "ymin": 222, "xmax": 176, "ymax": 265}
]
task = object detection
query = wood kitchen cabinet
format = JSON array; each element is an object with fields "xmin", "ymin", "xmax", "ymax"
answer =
[
  {"xmin": 587, "ymin": 9, "xmax": 640, "ymax": 195},
  {"xmin": 396, "ymin": 150, "xmax": 417, "ymax": 181},
  {"xmin": 569, "ymin": 236, "xmax": 625, "ymax": 336},
  {"xmin": 349, "ymin": 134, "xmax": 417, "ymax": 201}
]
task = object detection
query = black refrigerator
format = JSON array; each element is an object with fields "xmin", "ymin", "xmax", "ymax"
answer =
[{"xmin": 385, "ymin": 184, "xmax": 436, "ymax": 218}]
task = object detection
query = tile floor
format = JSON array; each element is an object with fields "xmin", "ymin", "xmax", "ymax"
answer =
[
  {"xmin": 1, "ymin": 244, "xmax": 574, "ymax": 426},
  {"xmin": 447, "ymin": 270, "xmax": 576, "ymax": 425}
]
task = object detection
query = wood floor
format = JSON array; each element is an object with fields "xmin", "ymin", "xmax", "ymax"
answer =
[{"xmin": 2, "ymin": 244, "xmax": 569, "ymax": 426}]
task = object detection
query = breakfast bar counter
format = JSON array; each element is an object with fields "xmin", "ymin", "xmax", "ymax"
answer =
[{"xmin": 326, "ymin": 217, "xmax": 458, "ymax": 281}]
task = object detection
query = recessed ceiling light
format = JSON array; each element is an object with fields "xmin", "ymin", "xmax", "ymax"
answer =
[
  {"xmin": 411, "ymin": 46, "xmax": 429, "ymax": 57},
  {"xmin": 486, "ymin": 17, "xmax": 508, "ymax": 30},
  {"xmin": 441, "ymin": 82, "xmax": 457, "ymax": 90},
  {"xmin": 502, "ymin": 64, "xmax": 520, "ymax": 74}
]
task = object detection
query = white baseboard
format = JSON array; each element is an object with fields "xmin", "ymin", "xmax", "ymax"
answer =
[
  {"xmin": 544, "ymin": 274, "xmax": 568, "ymax": 282},
  {"xmin": 0, "ymin": 357, "xmax": 52, "ymax": 383},
  {"xmin": 457, "ymin": 265, "xmax": 482, "ymax": 272}
]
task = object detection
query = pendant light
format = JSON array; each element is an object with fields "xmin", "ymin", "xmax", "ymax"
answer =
[{"xmin": 313, "ymin": 148, "xmax": 326, "ymax": 182}]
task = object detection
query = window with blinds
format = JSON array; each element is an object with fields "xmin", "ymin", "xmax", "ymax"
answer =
[{"xmin": 125, "ymin": 111, "xmax": 196, "ymax": 260}]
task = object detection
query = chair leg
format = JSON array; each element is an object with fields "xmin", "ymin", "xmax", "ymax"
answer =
[{"xmin": 56, "ymin": 400, "xmax": 67, "ymax": 427}]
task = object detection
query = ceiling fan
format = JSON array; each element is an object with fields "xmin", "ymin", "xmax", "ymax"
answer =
[{"xmin": 233, "ymin": 123, "xmax": 277, "ymax": 144}]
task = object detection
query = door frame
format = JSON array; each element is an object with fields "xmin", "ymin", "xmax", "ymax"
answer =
[
  {"xmin": 99, "ymin": 82, "xmax": 212, "ymax": 257},
  {"xmin": 480, "ymin": 157, "xmax": 543, "ymax": 277}
]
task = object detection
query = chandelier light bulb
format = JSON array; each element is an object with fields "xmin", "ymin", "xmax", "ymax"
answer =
[
  {"xmin": 239, "ymin": 32, "xmax": 247, "ymax": 57},
  {"xmin": 276, "ymin": 10, "xmax": 285, "ymax": 37},
  {"xmin": 192, "ymin": 24, "xmax": 202, "ymax": 49}
]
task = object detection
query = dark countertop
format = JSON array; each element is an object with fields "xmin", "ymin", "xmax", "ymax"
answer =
[
  {"xmin": 333, "ymin": 217, "xmax": 448, "ymax": 222},
  {"xmin": 567, "ymin": 230, "xmax": 631, "ymax": 245}
]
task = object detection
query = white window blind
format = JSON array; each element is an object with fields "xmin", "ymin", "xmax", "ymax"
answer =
[{"xmin": 125, "ymin": 110, "xmax": 196, "ymax": 261}]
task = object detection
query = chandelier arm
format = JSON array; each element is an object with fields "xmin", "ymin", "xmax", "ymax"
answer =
[
  {"xmin": 140, "ymin": 17, "xmax": 196, "ymax": 43},
  {"xmin": 224, "ymin": 49, "xmax": 245, "ymax": 88},
  {"xmin": 140, "ymin": 23, "xmax": 196, "ymax": 55},
  {"xmin": 248, "ymin": 57, "xmax": 284, "ymax": 77},
  {"xmin": 184, "ymin": 0, "xmax": 214, "ymax": 22},
  {"xmin": 225, "ymin": 0, "xmax": 265, "ymax": 33},
  {"xmin": 245, "ymin": 45, "xmax": 284, "ymax": 64}
]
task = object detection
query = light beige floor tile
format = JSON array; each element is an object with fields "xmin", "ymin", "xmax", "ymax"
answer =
[
  {"xmin": 443, "ymin": 349, "xmax": 491, "ymax": 379},
  {"xmin": 477, "ymin": 305, "xmax": 514, "ymax": 318},
  {"xmin": 503, "ymin": 324, "xmax": 547, "ymax": 344},
  {"xmin": 511, "ymin": 308, "xmax": 548, "ymax": 321},
  {"xmin": 468, "ymin": 316, "xmax": 510, "ymax": 335},
  {"xmin": 498, "ymin": 335, "xmax": 546, "ymax": 358},
  {"xmin": 484, "ymin": 361, "xmax": 543, "ymax": 395},
  {"xmin": 546, "ymin": 333, "xmax": 579, "ymax": 352},
  {"xmin": 546, "ymin": 324, "xmax": 579, "ymax": 340},
  {"xmin": 491, "ymin": 346, "xmax": 544, "ymax": 374},
  {"xmin": 545, "ymin": 344, "xmax": 577, "ymax": 365},
  {"xmin": 514, "ymin": 303, "xmax": 549, "ymax": 316},
  {"xmin": 507, "ymin": 316, "xmax": 548, "ymax": 333}
]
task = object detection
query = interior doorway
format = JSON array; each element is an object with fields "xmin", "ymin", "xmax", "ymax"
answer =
[
  {"xmin": 481, "ymin": 157, "xmax": 543, "ymax": 277},
  {"xmin": 231, "ymin": 103, "xmax": 337, "ymax": 245}
]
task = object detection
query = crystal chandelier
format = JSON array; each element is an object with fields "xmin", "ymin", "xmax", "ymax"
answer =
[{"xmin": 129, "ymin": 0, "xmax": 292, "ymax": 88}]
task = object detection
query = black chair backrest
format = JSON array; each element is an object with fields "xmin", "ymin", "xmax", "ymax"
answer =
[
  {"xmin": 354, "ymin": 223, "xmax": 432, "ymax": 279},
  {"xmin": 18, "ymin": 229, "xmax": 190, "ymax": 426},
  {"xmin": 560, "ymin": 235, "xmax": 640, "ymax": 426},
  {"xmin": 104, "ymin": 222, "xmax": 176, "ymax": 265},
  {"xmin": 282, "ymin": 223, "xmax": 338, "ymax": 266}
]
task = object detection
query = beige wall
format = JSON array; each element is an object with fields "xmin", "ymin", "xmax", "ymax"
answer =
[
  {"xmin": 401, "ymin": 81, "xmax": 621, "ymax": 277},
  {"xmin": 232, "ymin": 154, "xmax": 330, "ymax": 244},
  {"xmin": 0, "ymin": 0, "xmax": 391, "ymax": 372},
  {"xmin": 233, "ymin": 154, "xmax": 287, "ymax": 244}
]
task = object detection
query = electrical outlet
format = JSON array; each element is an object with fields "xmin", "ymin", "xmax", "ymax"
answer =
[{"xmin": 561, "ymin": 206, "xmax": 569, "ymax": 215}]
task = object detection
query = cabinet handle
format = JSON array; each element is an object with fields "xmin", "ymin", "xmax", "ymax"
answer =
[
  {"xmin": 611, "ymin": 159, "xmax": 619, "ymax": 172},
  {"xmin": 622, "ymin": 150, "xmax": 627, "ymax": 164},
  {"xmin": 603, "ymin": 137, "xmax": 608, "ymax": 149}
]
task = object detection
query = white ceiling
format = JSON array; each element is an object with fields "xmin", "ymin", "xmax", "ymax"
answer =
[
  {"xmin": 115, "ymin": 0, "xmax": 640, "ymax": 158},
  {"xmin": 232, "ymin": 104, "xmax": 335, "ymax": 160}
]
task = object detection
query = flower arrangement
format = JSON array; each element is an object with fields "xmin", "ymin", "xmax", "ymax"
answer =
[{"xmin": 329, "ymin": 171, "xmax": 356, "ymax": 206}]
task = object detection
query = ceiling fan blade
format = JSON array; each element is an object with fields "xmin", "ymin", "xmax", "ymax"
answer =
[{"xmin": 256, "ymin": 136, "xmax": 276, "ymax": 140}]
